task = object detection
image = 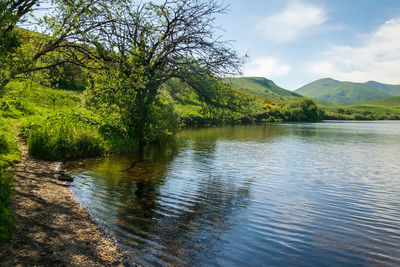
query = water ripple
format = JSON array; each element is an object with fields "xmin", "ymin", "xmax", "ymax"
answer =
[{"xmin": 68, "ymin": 122, "xmax": 400, "ymax": 266}]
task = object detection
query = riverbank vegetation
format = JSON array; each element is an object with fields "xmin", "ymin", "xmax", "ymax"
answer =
[{"xmin": 0, "ymin": 116, "xmax": 20, "ymax": 242}]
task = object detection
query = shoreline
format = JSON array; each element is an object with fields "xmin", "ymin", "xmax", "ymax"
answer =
[{"xmin": 0, "ymin": 143, "xmax": 127, "ymax": 266}]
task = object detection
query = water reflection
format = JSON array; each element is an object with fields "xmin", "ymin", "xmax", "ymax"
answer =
[{"xmin": 68, "ymin": 122, "xmax": 400, "ymax": 266}]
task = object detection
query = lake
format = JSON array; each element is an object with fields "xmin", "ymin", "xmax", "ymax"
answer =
[{"xmin": 67, "ymin": 121, "xmax": 400, "ymax": 266}]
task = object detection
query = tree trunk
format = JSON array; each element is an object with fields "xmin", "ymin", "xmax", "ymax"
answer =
[{"xmin": 134, "ymin": 81, "xmax": 160, "ymax": 149}]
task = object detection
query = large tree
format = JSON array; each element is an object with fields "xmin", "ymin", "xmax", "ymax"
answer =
[{"xmin": 83, "ymin": 0, "xmax": 243, "ymax": 145}]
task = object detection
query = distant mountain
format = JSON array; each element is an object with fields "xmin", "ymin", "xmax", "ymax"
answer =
[
  {"xmin": 364, "ymin": 81, "xmax": 400, "ymax": 96},
  {"xmin": 225, "ymin": 77, "xmax": 301, "ymax": 102},
  {"xmin": 295, "ymin": 78, "xmax": 392, "ymax": 104}
]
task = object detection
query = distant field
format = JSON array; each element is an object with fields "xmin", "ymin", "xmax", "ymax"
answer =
[
  {"xmin": 319, "ymin": 96, "xmax": 400, "ymax": 118},
  {"xmin": 350, "ymin": 97, "xmax": 400, "ymax": 114},
  {"xmin": 354, "ymin": 96, "xmax": 400, "ymax": 107}
]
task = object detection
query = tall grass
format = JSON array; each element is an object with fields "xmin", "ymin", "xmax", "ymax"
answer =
[{"xmin": 22, "ymin": 113, "xmax": 106, "ymax": 161}]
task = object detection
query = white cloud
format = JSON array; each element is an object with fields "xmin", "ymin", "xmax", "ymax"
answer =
[
  {"xmin": 309, "ymin": 18, "xmax": 400, "ymax": 84},
  {"xmin": 257, "ymin": 0, "xmax": 327, "ymax": 42},
  {"xmin": 244, "ymin": 57, "xmax": 292, "ymax": 78}
]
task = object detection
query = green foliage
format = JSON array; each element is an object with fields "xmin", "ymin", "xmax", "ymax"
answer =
[
  {"xmin": 199, "ymin": 89, "xmax": 258, "ymax": 125},
  {"xmin": 144, "ymin": 92, "xmax": 181, "ymax": 142},
  {"xmin": 0, "ymin": 28, "xmax": 45, "ymax": 92},
  {"xmin": 39, "ymin": 62, "xmax": 89, "ymax": 91},
  {"xmin": 174, "ymin": 75, "xmax": 259, "ymax": 125},
  {"xmin": 85, "ymin": 71, "xmax": 181, "ymax": 144},
  {"xmin": 84, "ymin": 70, "xmax": 144, "ymax": 132},
  {"xmin": 280, "ymin": 98, "xmax": 325, "ymax": 122},
  {"xmin": 0, "ymin": 1, "xmax": 24, "ymax": 57},
  {"xmin": 0, "ymin": 169, "xmax": 14, "ymax": 244}
]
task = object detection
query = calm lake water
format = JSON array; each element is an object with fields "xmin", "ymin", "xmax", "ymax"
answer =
[{"xmin": 67, "ymin": 121, "xmax": 400, "ymax": 266}]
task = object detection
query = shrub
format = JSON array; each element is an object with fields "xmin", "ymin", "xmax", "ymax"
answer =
[
  {"xmin": 144, "ymin": 94, "xmax": 181, "ymax": 142},
  {"xmin": 281, "ymin": 98, "xmax": 324, "ymax": 122},
  {"xmin": 388, "ymin": 114, "xmax": 400, "ymax": 120}
]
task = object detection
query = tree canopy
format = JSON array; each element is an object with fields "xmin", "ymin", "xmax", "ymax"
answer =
[{"xmin": 74, "ymin": 0, "xmax": 244, "ymax": 145}]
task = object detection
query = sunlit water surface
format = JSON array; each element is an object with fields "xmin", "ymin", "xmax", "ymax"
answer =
[{"xmin": 67, "ymin": 121, "xmax": 400, "ymax": 266}]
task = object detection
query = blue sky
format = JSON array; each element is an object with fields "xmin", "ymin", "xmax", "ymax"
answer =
[{"xmin": 216, "ymin": 0, "xmax": 400, "ymax": 90}]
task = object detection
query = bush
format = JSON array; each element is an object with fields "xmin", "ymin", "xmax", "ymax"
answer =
[
  {"xmin": 0, "ymin": 169, "xmax": 15, "ymax": 244},
  {"xmin": 144, "ymin": 94, "xmax": 181, "ymax": 142},
  {"xmin": 281, "ymin": 98, "xmax": 324, "ymax": 122}
]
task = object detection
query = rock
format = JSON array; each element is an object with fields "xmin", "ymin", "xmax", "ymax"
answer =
[
  {"xmin": 57, "ymin": 171, "xmax": 73, "ymax": 182},
  {"xmin": 55, "ymin": 162, "xmax": 63, "ymax": 173},
  {"xmin": 54, "ymin": 164, "xmax": 73, "ymax": 182}
]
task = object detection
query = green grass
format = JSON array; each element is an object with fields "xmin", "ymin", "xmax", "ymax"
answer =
[
  {"xmin": 2, "ymin": 80, "xmax": 111, "ymax": 161},
  {"xmin": 296, "ymin": 78, "xmax": 391, "ymax": 104},
  {"xmin": 225, "ymin": 77, "xmax": 301, "ymax": 102},
  {"xmin": 1, "ymin": 80, "xmax": 83, "ymax": 117},
  {"xmin": 0, "ymin": 118, "xmax": 20, "ymax": 244},
  {"xmin": 21, "ymin": 113, "xmax": 106, "ymax": 160},
  {"xmin": 0, "ymin": 117, "xmax": 21, "ymax": 169}
]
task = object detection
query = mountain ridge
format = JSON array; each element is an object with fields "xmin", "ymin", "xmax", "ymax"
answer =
[
  {"xmin": 295, "ymin": 78, "xmax": 395, "ymax": 104},
  {"xmin": 364, "ymin": 81, "xmax": 400, "ymax": 96}
]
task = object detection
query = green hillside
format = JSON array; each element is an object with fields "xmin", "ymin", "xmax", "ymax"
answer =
[
  {"xmin": 364, "ymin": 81, "xmax": 400, "ymax": 96},
  {"xmin": 295, "ymin": 78, "xmax": 391, "ymax": 104},
  {"xmin": 318, "ymin": 96, "xmax": 400, "ymax": 120},
  {"xmin": 351, "ymin": 96, "xmax": 400, "ymax": 114},
  {"xmin": 355, "ymin": 96, "xmax": 400, "ymax": 107},
  {"xmin": 225, "ymin": 77, "xmax": 301, "ymax": 102}
]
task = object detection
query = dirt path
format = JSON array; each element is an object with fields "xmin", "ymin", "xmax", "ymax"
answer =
[{"xmin": 0, "ymin": 144, "xmax": 126, "ymax": 266}]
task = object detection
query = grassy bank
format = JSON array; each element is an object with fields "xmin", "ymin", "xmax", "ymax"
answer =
[
  {"xmin": 0, "ymin": 170, "xmax": 14, "ymax": 243},
  {"xmin": 0, "ymin": 117, "xmax": 21, "ymax": 243}
]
